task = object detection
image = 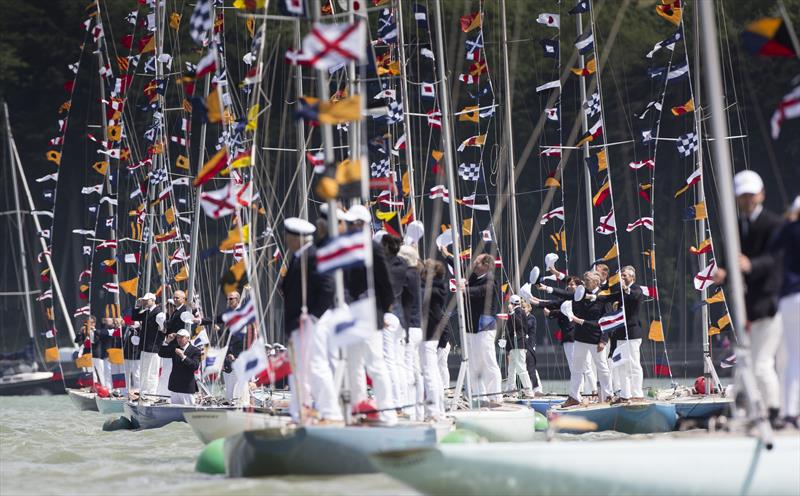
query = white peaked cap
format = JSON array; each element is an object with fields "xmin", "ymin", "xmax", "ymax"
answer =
[
  {"xmin": 733, "ymin": 170, "xmax": 764, "ymax": 196},
  {"xmin": 545, "ymin": 253, "xmax": 559, "ymax": 269},
  {"xmin": 284, "ymin": 217, "xmax": 316, "ymax": 235}
]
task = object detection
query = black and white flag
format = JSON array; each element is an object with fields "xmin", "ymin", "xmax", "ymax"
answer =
[
  {"xmin": 189, "ymin": 0, "xmax": 213, "ymax": 46},
  {"xmin": 676, "ymin": 132, "xmax": 698, "ymax": 157},
  {"xmin": 583, "ymin": 91, "xmax": 601, "ymax": 118},
  {"xmin": 458, "ymin": 163, "xmax": 481, "ymax": 181}
]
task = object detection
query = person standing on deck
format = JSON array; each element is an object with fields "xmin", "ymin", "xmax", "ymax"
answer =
[
  {"xmin": 421, "ymin": 259, "xmax": 447, "ymax": 420},
  {"xmin": 132, "ymin": 292, "xmax": 166, "ymax": 396},
  {"xmin": 123, "ymin": 321, "xmax": 141, "ymax": 392},
  {"xmin": 608, "ymin": 266, "xmax": 645, "ymax": 403},
  {"xmin": 381, "ymin": 234, "xmax": 408, "ymax": 411},
  {"xmin": 520, "ymin": 301, "xmax": 543, "ymax": 395},
  {"xmin": 459, "ymin": 253, "xmax": 502, "ymax": 402},
  {"xmin": 158, "ymin": 329, "xmax": 201, "ymax": 405},
  {"xmin": 504, "ymin": 295, "xmax": 535, "ymax": 398},
  {"xmin": 398, "ymin": 244, "xmax": 424, "ymax": 420},
  {"xmin": 716, "ymin": 171, "xmax": 784, "ymax": 426},
  {"xmin": 279, "ymin": 217, "xmax": 340, "ymax": 423}
]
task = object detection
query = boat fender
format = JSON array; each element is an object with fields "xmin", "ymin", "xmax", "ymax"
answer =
[
  {"xmin": 96, "ymin": 385, "xmax": 110, "ymax": 398},
  {"xmin": 441, "ymin": 429, "xmax": 482, "ymax": 444},
  {"xmin": 533, "ymin": 412, "xmax": 548, "ymax": 431},
  {"xmin": 693, "ymin": 376, "xmax": 717, "ymax": 395},
  {"xmin": 102, "ymin": 416, "xmax": 134, "ymax": 431},
  {"xmin": 195, "ymin": 438, "xmax": 226, "ymax": 475}
]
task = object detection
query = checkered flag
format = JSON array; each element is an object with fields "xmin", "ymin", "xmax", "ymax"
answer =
[
  {"xmin": 458, "ymin": 163, "xmax": 481, "ymax": 181},
  {"xmin": 676, "ymin": 132, "xmax": 698, "ymax": 157},
  {"xmin": 387, "ymin": 100, "xmax": 403, "ymax": 124},
  {"xmin": 189, "ymin": 0, "xmax": 213, "ymax": 46},
  {"xmin": 583, "ymin": 91, "xmax": 601, "ymax": 118},
  {"xmin": 149, "ymin": 167, "xmax": 167, "ymax": 185},
  {"xmin": 370, "ymin": 158, "xmax": 390, "ymax": 178}
]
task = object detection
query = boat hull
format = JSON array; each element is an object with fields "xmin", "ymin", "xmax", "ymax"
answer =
[
  {"xmin": 0, "ymin": 370, "xmax": 83, "ymax": 396},
  {"xmin": 448, "ymin": 404, "xmax": 537, "ymax": 442},
  {"xmin": 95, "ymin": 396, "xmax": 126, "ymax": 415},
  {"xmin": 124, "ymin": 402, "xmax": 236, "ymax": 430},
  {"xmin": 225, "ymin": 424, "xmax": 437, "ymax": 477},
  {"xmin": 515, "ymin": 395, "xmax": 567, "ymax": 414},
  {"xmin": 671, "ymin": 395, "xmax": 733, "ymax": 420},
  {"xmin": 553, "ymin": 401, "xmax": 677, "ymax": 434},
  {"xmin": 372, "ymin": 435, "xmax": 800, "ymax": 496},
  {"xmin": 184, "ymin": 410, "xmax": 290, "ymax": 444},
  {"xmin": 67, "ymin": 388, "xmax": 99, "ymax": 411}
]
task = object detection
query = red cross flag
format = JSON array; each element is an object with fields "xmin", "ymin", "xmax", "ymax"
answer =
[
  {"xmin": 596, "ymin": 209, "xmax": 616, "ymax": 235},
  {"xmin": 200, "ymin": 182, "xmax": 255, "ymax": 219},
  {"xmin": 285, "ymin": 21, "xmax": 366, "ymax": 70},
  {"xmin": 694, "ymin": 260, "xmax": 717, "ymax": 291}
]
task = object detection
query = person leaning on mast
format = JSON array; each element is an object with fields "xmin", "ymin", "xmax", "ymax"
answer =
[
  {"xmin": 158, "ymin": 329, "xmax": 201, "ymax": 405},
  {"xmin": 279, "ymin": 217, "xmax": 340, "ymax": 423},
  {"xmin": 715, "ymin": 171, "xmax": 784, "ymax": 427},
  {"xmin": 131, "ymin": 292, "xmax": 166, "ymax": 396},
  {"xmin": 458, "ymin": 253, "xmax": 503, "ymax": 403}
]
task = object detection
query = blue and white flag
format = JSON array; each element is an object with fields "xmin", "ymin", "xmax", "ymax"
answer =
[
  {"xmin": 192, "ymin": 329, "xmax": 210, "ymax": 348},
  {"xmin": 316, "ymin": 230, "xmax": 367, "ymax": 273},
  {"xmin": 222, "ymin": 296, "xmax": 256, "ymax": 334},
  {"xmin": 574, "ymin": 30, "xmax": 594, "ymax": 55},
  {"xmin": 599, "ymin": 310, "xmax": 626, "ymax": 333},
  {"xmin": 646, "ymin": 28, "xmax": 683, "ymax": 58},
  {"xmin": 233, "ymin": 338, "xmax": 268, "ymax": 387},
  {"xmin": 203, "ymin": 346, "xmax": 227, "ymax": 378},
  {"xmin": 413, "ymin": 3, "xmax": 428, "ymax": 28},
  {"xmin": 327, "ymin": 299, "xmax": 377, "ymax": 347}
]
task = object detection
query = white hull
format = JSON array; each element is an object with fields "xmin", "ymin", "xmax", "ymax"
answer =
[
  {"xmin": 184, "ymin": 410, "xmax": 290, "ymax": 444},
  {"xmin": 373, "ymin": 433, "xmax": 800, "ymax": 496},
  {"xmin": 448, "ymin": 404, "xmax": 536, "ymax": 442}
]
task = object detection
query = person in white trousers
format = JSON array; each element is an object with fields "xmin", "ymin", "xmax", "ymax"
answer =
[
  {"xmin": 437, "ymin": 339, "xmax": 451, "ymax": 392},
  {"xmin": 132, "ymin": 293, "xmax": 165, "ymax": 396},
  {"xmin": 503, "ymin": 295, "xmax": 534, "ymax": 396},
  {"xmin": 609, "ymin": 266, "xmax": 645, "ymax": 401},
  {"xmin": 381, "ymin": 313, "xmax": 404, "ymax": 409},
  {"xmin": 346, "ymin": 318, "xmax": 398, "ymax": 425}
]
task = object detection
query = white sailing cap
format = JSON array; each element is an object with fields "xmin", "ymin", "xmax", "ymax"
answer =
[
  {"xmin": 509, "ymin": 295, "xmax": 521, "ymax": 306},
  {"xmin": 372, "ymin": 229, "xmax": 388, "ymax": 243},
  {"xmin": 176, "ymin": 329, "xmax": 191, "ymax": 338},
  {"xmin": 284, "ymin": 217, "xmax": 316, "ymax": 236},
  {"xmin": 345, "ymin": 204, "xmax": 371, "ymax": 223},
  {"xmin": 142, "ymin": 292, "xmax": 156, "ymax": 301},
  {"xmin": 544, "ymin": 253, "xmax": 559, "ymax": 269},
  {"xmin": 733, "ymin": 170, "xmax": 764, "ymax": 196}
]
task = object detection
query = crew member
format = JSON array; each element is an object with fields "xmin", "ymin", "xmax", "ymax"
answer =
[
  {"xmin": 609, "ymin": 266, "xmax": 645, "ymax": 402},
  {"xmin": 158, "ymin": 329, "xmax": 201, "ymax": 404},
  {"xmin": 132, "ymin": 292, "xmax": 166, "ymax": 395},
  {"xmin": 504, "ymin": 295, "xmax": 535, "ymax": 398}
]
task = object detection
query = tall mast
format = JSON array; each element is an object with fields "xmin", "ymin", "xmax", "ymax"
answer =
[
  {"xmin": 432, "ymin": 0, "xmax": 472, "ymax": 407},
  {"xmin": 94, "ymin": 1, "xmax": 121, "ymax": 313},
  {"xmin": 5, "ymin": 105, "xmax": 77, "ymax": 343},
  {"xmin": 692, "ymin": 2, "xmax": 712, "ymax": 395},
  {"xmin": 576, "ymin": 13, "xmax": 595, "ymax": 264},
  {"xmin": 294, "ymin": 21, "xmax": 309, "ymax": 220},
  {"xmin": 499, "ymin": 0, "xmax": 520, "ymax": 291},
  {"xmin": 698, "ymin": 0, "xmax": 773, "ymax": 444},
  {"xmin": 5, "ymin": 104, "xmax": 36, "ymax": 341},
  {"xmin": 394, "ymin": 0, "xmax": 419, "ymax": 222}
]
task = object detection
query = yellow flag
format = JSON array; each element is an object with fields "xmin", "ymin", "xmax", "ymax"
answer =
[
  {"xmin": 708, "ymin": 325, "xmax": 720, "ymax": 336},
  {"xmin": 174, "ymin": 265, "xmax": 188, "ymax": 282},
  {"xmin": 92, "ymin": 161, "xmax": 109, "ymax": 175},
  {"xmin": 705, "ymin": 290, "xmax": 725, "ymax": 305},
  {"xmin": 318, "ymin": 95, "xmax": 362, "ymax": 124},
  {"xmin": 164, "ymin": 207, "xmax": 176, "ymax": 225},
  {"xmin": 717, "ymin": 313, "xmax": 731, "ymax": 330},
  {"xmin": 402, "ymin": 171, "xmax": 410, "ymax": 196},
  {"xmin": 648, "ymin": 320, "xmax": 664, "ymax": 342},
  {"xmin": 335, "ymin": 158, "xmax": 361, "ymax": 186},
  {"xmin": 462, "ymin": 218, "xmax": 473, "ymax": 235},
  {"xmin": 44, "ymin": 346, "xmax": 60, "ymax": 363},
  {"xmin": 376, "ymin": 210, "xmax": 397, "ymax": 222},
  {"xmin": 222, "ymin": 260, "xmax": 247, "ymax": 295},
  {"xmin": 602, "ymin": 243, "xmax": 618, "ymax": 262},
  {"xmin": 377, "ymin": 60, "xmax": 400, "ymax": 76},
  {"xmin": 458, "ymin": 105, "xmax": 479, "ymax": 123},
  {"xmin": 607, "ymin": 272, "xmax": 620, "ymax": 287},
  {"xmin": 107, "ymin": 348, "xmax": 124, "ymax": 365},
  {"xmin": 46, "ymin": 150, "xmax": 61, "ymax": 165},
  {"xmin": 175, "ymin": 155, "xmax": 190, "ymax": 170},
  {"xmin": 169, "ymin": 12, "xmax": 181, "ymax": 30},
  {"xmin": 206, "ymin": 88, "xmax": 222, "ymax": 123},
  {"xmin": 432, "ymin": 150, "xmax": 443, "ymax": 162},
  {"xmin": 119, "ymin": 277, "xmax": 139, "ymax": 297},
  {"xmin": 220, "ymin": 225, "xmax": 250, "ymax": 251},
  {"xmin": 246, "ymin": 103, "xmax": 260, "ymax": 131},
  {"xmin": 75, "ymin": 353, "xmax": 93, "ymax": 369}
]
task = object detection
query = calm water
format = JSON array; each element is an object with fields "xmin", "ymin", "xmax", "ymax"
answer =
[{"xmin": 0, "ymin": 396, "xmax": 418, "ymax": 496}]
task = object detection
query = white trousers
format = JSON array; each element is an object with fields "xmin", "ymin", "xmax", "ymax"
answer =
[
  {"xmin": 347, "ymin": 330, "xmax": 397, "ymax": 424},
  {"xmin": 780, "ymin": 293, "xmax": 800, "ymax": 417},
  {"xmin": 170, "ymin": 391, "xmax": 195, "ymax": 405},
  {"xmin": 563, "ymin": 342, "xmax": 596, "ymax": 395},
  {"xmin": 506, "ymin": 349, "xmax": 533, "ymax": 392},
  {"xmin": 223, "ymin": 370, "xmax": 251, "ymax": 405},
  {"xmin": 611, "ymin": 339, "xmax": 643, "ymax": 399},
  {"xmin": 466, "ymin": 330, "xmax": 502, "ymax": 402},
  {"xmin": 157, "ymin": 357, "xmax": 172, "ymax": 396},
  {"xmin": 569, "ymin": 341, "xmax": 612, "ymax": 401},
  {"xmin": 381, "ymin": 316, "xmax": 403, "ymax": 409},
  {"xmin": 125, "ymin": 359, "xmax": 141, "ymax": 391},
  {"xmin": 420, "ymin": 340, "xmax": 444, "ymax": 420},
  {"xmin": 437, "ymin": 343, "xmax": 451, "ymax": 392},
  {"xmin": 139, "ymin": 351, "xmax": 160, "ymax": 395},
  {"xmin": 92, "ymin": 358, "xmax": 106, "ymax": 387},
  {"xmin": 750, "ymin": 314, "xmax": 783, "ymax": 410},
  {"xmin": 405, "ymin": 328, "xmax": 424, "ymax": 420},
  {"xmin": 287, "ymin": 317, "xmax": 342, "ymax": 421}
]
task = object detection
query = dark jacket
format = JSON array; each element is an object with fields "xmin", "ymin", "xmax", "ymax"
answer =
[
  {"xmin": 423, "ymin": 276, "xmax": 448, "ymax": 341},
  {"xmin": 386, "ymin": 255, "xmax": 408, "ymax": 328},
  {"xmin": 770, "ymin": 220, "xmax": 799, "ymax": 298},
  {"xmin": 279, "ymin": 242, "xmax": 335, "ymax": 336},
  {"xmin": 609, "ymin": 284, "xmax": 644, "ymax": 341},
  {"xmin": 344, "ymin": 240, "xmax": 395, "ymax": 328},
  {"xmin": 739, "ymin": 208, "xmax": 784, "ymax": 320},
  {"xmin": 533, "ymin": 292, "xmax": 575, "ymax": 344},
  {"xmin": 158, "ymin": 341, "xmax": 201, "ymax": 394},
  {"xmin": 525, "ymin": 312, "xmax": 537, "ymax": 345},
  {"xmin": 506, "ymin": 306, "xmax": 528, "ymax": 350},
  {"xmin": 402, "ymin": 264, "xmax": 422, "ymax": 329},
  {"xmin": 132, "ymin": 306, "xmax": 164, "ymax": 353},
  {"xmin": 438, "ymin": 328, "xmax": 451, "ymax": 349},
  {"xmin": 123, "ymin": 325, "xmax": 142, "ymax": 360},
  {"xmin": 465, "ymin": 272, "xmax": 498, "ymax": 333},
  {"xmin": 166, "ymin": 304, "xmax": 190, "ymax": 333},
  {"xmin": 91, "ymin": 328, "xmax": 107, "ymax": 359},
  {"xmin": 573, "ymin": 292, "xmax": 610, "ymax": 345}
]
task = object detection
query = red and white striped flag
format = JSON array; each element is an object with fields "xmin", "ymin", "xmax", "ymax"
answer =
[
  {"xmin": 626, "ymin": 217, "xmax": 654, "ymax": 232},
  {"xmin": 540, "ymin": 206, "xmax": 565, "ymax": 225},
  {"xmin": 628, "ymin": 159, "xmax": 655, "ymax": 170}
]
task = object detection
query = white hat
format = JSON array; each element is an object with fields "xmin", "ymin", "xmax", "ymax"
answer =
[
  {"xmin": 180, "ymin": 311, "xmax": 194, "ymax": 324},
  {"xmin": 519, "ymin": 283, "xmax": 533, "ymax": 303},
  {"xmin": 142, "ymin": 292, "xmax": 156, "ymax": 301},
  {"xmin": 545, "ymin": 253, "xmax": 559, "ymax": 270},
  {"xmin": 319, "ymin": 203, "xmax": 346, "ymax": 220},
  {"xmin": 733, "ymin": 170, "xmax": 764, "ymax": 196},
  {"xmin": 167, "ymin": 298, "xmax": 175, "ymax": 306},
  {"xmin": 345, "ymin": 204, "xmax": 371, "ymax": 223},
  {"xmin": 403, "ymin": 220, "xmax": 425, "ymax": 246},
  {"xmin": 372, "ymin": 229, "xmax": 388, "ymax": 243},
  {"xmin": 509, "ymin": 295, "xmax": 521, "ymax": 306},
  {"xmin": 529, "ymin": 266, "xmax": 541, "ymax": 284},
  {"xmin": 176, "ymin": 329, "xmax": 191, "ymax": 338},
  {"xmin": 284, "ymin": 217, "xmax": 316, "ymax": 236}
]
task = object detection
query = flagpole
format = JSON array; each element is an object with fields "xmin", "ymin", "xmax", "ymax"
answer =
[
  {"xmin": 499, "ymin": 0, "xmax": 520, "ymax": 291},
  {"xmin": 394, "ymin": 0, "xmax": 419, "ymax": 223},
  {"xmin": 5, "ymin": 106, "xmax": 78, "ymax": 344},
  {"xmin": 698, "ymin": 0, "xmax": 773, "ymax": 447},
  {"xmin": 576, "ymin": 12, "xmax": 596, "ymax": 265},
  {"xmin": 692, "ymin": 2, "xmax": 712, "ymax": 396},
  {"xmin": 5, "ymin": 103, "xmax": 36, "ymax": 343},
  {"xmin": 432, "ymin": 0, "xmax": 472, "ymax": 408},
  {"xmin": 95, "ymin": 0, "xmax": 121, "ymax": 314},
  {"xmin": 294, "ymin": 20, "xmax": 309, "ymax": 220},
  {"xmin": 153, "ymin": 0, "xmax": 169, "ymax": 312}
]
